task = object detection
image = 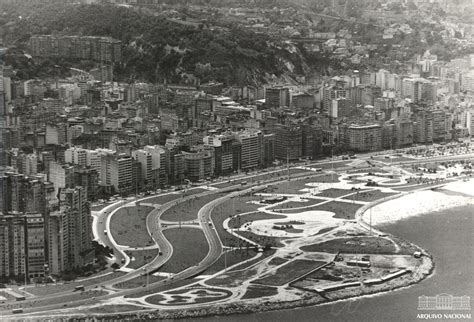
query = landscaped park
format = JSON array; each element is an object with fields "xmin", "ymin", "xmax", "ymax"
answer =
[
  {"xmin": 13, "ymin": 158, "xmax": 455, "ymax": 319},
  {"xmin": 87, "ymin": 163, "xmax": 433, "ymax": 316}
]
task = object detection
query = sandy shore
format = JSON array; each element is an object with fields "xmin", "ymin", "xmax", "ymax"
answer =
[{"xmin": 362, "ymin": 179, "xmax": 474, "ymax": 226}]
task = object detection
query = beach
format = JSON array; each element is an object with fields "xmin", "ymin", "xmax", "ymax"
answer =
[{"xmin": 362, "ymin": 179, "xmax": 474, "ymax": 226}]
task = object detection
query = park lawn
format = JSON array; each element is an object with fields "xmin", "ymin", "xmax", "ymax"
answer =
[
  {"xmin": 315, "ymin": 188, "xmax": 353, "ymax": 198},
  {"xmin": 110, "ymin": 205, "xmax": 155, "ymax": 248},
  {"xmin": 236, "ymin": 230, "xmax": 286, "ymax": 248},
  {"xmin": 252, "ymin": 259, "xmax": 326, "ymax": 286},
  {"xmin": 203, "ymin": 248, "xmax": 259, "ymax": 275},
  {"xmin": 161, "ymin": 193, "xmax": 225, "ymax": 222},
  {"xmin": 125, "ymin": 249, "xmax": 159, "ymax": 270},
  {"xmin": 162, "ymin": 287, "xmax": 233, "ymax": 304},
  {"xmin": 265, "ymin": 174, "xmax": 340, "ymax": 195},
  {"xmin": 211, "ymin": 197, "xmax": 258, "ymax": 248},
  {"xmin": 113, "ymin": 275, "xmax": 165, "ymax": 289},
  {"xmin": 310, "ymin": 201, "xmax": 362, "ymax": 219},
  {"xmin": 312, "ymin": 160, "xmax": 350, "ymax": 169},
  {"xmin": 159, "ymin": 228, "xmax": 209, "ymax": 273},
  {"xmin": 300, "ymin": 236, "xmax": 409, "ymax": 254},
  {"xmin": 228, "ymin": 249, "xmax": 276, "ymax": 272},
  {"xmin": 267, "ymin": 257, "xmax": 288, "ymax": 266},
  {"xmin": 341, "ymin": 190, "xmax": 399, "ymax": 202},
  {"xmin": 241, "ymin": 285, "xmax": 278, "ymax": 299},
  {"xmin": 127, "ymin": 278, "xmax": 200, "ymax": 299},
  {"xmin": 275, "ymin": 198, "xmax": 327, "ymax": 210},
  {"xmin": 228, "ymin": 212, "xmax": 285, "ymax": 229}
]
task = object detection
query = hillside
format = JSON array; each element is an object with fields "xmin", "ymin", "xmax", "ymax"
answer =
[{"xmin": 0, "ymin": 3, "xmax": 307, "ymax": 86}]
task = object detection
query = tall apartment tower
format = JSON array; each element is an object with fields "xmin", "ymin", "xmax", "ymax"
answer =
[
  {"xmin": 0, "ymin": 215, "xmax": 26, "ymax": 279},
  {"xmin": 56, "ymin": 187, "xmax": 93, "ymax": 271},
  {"xmin": 25, "ymin": 213, "xmax": 45, "ymax": 278}
]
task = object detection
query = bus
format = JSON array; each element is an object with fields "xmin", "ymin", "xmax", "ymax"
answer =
[
  {"xmin": 74, "ymin": 285, "xmax": 85, "ymax": 292},
  {"xmin": 12, "ymin": 309, "xmax": 23, "ymax": 314}
]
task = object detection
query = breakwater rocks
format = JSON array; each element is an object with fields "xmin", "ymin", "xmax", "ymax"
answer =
[{"xmin": 65, "ymin": 254, "xmax": 433, "ymax": 321}]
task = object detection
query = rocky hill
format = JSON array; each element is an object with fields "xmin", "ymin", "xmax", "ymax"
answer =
[{"xmin": 0, "ymin": 3, "xmax": 308, "ymax": 86}]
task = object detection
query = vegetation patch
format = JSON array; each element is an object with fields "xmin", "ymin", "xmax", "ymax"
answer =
[
  {"xmin": 235, "ymin": 230, "xmax": 286, "ymax": 248},
  {"xmin": 272, "ymin": 224, "xmax": 303, "ymax": 234},
  {"xmin": 124, "ymin": 278, "xmax": 200, "ymax": 298},
  {"xmin": 315, "ymin": 188, "xmax": 352, "ymax": 198},
  {"xmin": 241, "ymin": 285, "xmax": 278, "ymax": 299},
  {"xmin": 113, "ymin": 275, "xmax": 165, "ymax": 289},
  {"xmin": 146, "ymin": 288, "xmax": 232, "ymax": 305},
  {"xmin": 314, "ymin": 227, "xmax": 336, "ymax": 235},
  {"xmin": 211, "ymin": 197, "xmax": 259, "ymax": 248},
  {"xmin": 228, "ymin": 249, "xmax": 276, "ymax": 272},
  {"xmin": 110, "ymin": 206, "xmax": 155, "ymax": 248},
  {"xmin": 252, "ymin": 260, "xmax": 326, "ymax": 286},
  {"xmin": 161, "ymin": 193, "xmax": 224, "ymax": 222},
  {"xmin": 125, "ymin": 249, "xmax": 159, "ymax": 270},
  {"xmin": 275, "ymin": 220, "xmax": 305, "ymax": 226},
  {"xmin": 275, "ymin": 198, "xmax": 327, "ymax": 210},
  {"xmin": 228, "ymin": 212, "xmax": 285, "ymax": 229},
  {"xmin": 265, "ymin": 174, "xmax": 339, "ymax": 194},
  {"xmin": 159, "ymin": 228, "xmax": 209, "ymax": 273},
  {"xmin": 267, "ymin": 257, "xmax": 288, "ymax": 266},
  {"xmin": 203, "ymin": 248, "xmax": 259, "ymax": 275},
  {"xmin": 303, "ymin": 264, "xmax": 362, "ymax": 283},
  {"xmin": 341, "ymin": 190, "xmax": 399, "ymax": 202},
  {"xmin": 309, "ymin": 201, "xmax": 362, "ymax": 219}
]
